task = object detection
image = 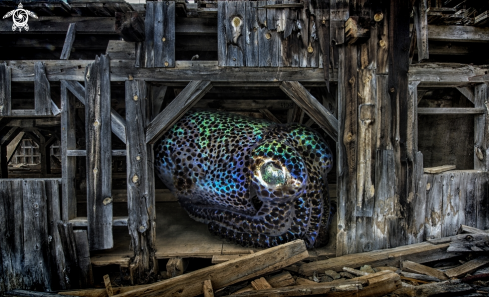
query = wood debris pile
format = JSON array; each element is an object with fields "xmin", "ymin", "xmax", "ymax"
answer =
[{"xmin": 5, "ymin": 225, "xmax": 489, "ymax": 297}]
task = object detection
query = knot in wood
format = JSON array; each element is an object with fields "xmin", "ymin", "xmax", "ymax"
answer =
[
  {"xmin": 390, "ymin": 87, "xmax": 395, "ymax": 93},
  {"xmin": 162, "ymin": 37, "xmax": 166, "ymax": 42},
  {"xmin": 349, "ymin": 77, "xmax": 356, "ymax": 85},
  {"xmin": 136, "ymin": 155, "xmax": 141, "ymax": 161},
  {"xmin": 374, "ymin": 12, "xmax": 383, "ymax": 22},
  {"xmin": 93, "ymin": 168, "xmax": 98, "ymax": 174},
  {"xmin": 379, "ymin": 40, "xmax": 386, "ymax": 48},
  {"xmin": 165, "ymin": 61, "xmax": 169, "ymax": 67},
  {"xmin": 265, "ymin": 32, "xmax": 271, "ymax": 40},
  {"xmin": 103, "ymin": 197, "xmax": 112, "ymax": 205},
  {"xmin": 307, "ymin": 43, "xmax": 314, "ymax": 53},
  {"xmin": 133, "ymin": 95, "xmax": 138, "ymax": 101},
  {"xmin": 93, "ymin": 120, "xmax": 100, "ymax": 127},
  {"xmin": 132, "ymin": 174, "xmax": 139, "ymax": 184}
]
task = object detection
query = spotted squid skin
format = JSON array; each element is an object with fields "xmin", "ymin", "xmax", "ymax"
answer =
[{"xmin": 154, "ymin": 110, "xmax": 333, "ymax": 248}]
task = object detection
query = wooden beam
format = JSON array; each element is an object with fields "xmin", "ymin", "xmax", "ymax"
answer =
[
  {"xmin": 69, "ymin": 216, "xmax": 128, "ymax": 228},
  {"xmin": 61, "ymin": 85, "xmax": 77, "ymax": 221},
  {"xmin": 60, "ymin": 23, "xmax": 77, "ymax": 60},
  {"xmin": 417, "ymin": 108, "xmax": 485, "ymax": 114},
  {"xmin": 67, "ymin": 150, "xmax": 126, "ymax": 157},
  {"xmin": 402, "ymin": 260, "xmax": 448, "ymax": 280},
  {"xmin": 280, "ymin": 81, "xmax": 338, "ymax": 141},
  {"xmin": 125, "ymin": 80, "xmax": 158, "ymax": 283},
  {"xmin": 456, "ymin": 86, "xmax": 475, "ymax": 104},
  {"xmin": 146, "ymin": 80, "xmax": 212, "ymax": 144},
  {"xmin": 474, "ymin": 83, "xmax": 488, "ymax": 171},
  {"xmin": 113, "ymin": 240, "xmax": 308, "ymax": 297},
  {"xmin": 445, "ymin": 256, "xmax": 489, "ymax": 278},
  {"xmin": 423, "ymin": 165, "xmax": 456, "ymax": 174},
  {"xmin": 60, "ymin": 80, "xmax": 127, "ymax": 144},
  {"xmin": 34, "ymin": 62, "xmax": 52, "ymax": 116},
  {"xmin": 85, "ymin": 55, "xmax": 113, "ymax": 250},
  {"xmin": 414, "ymin": 0, "xmax": 429, "ymax": 61},
  {"xmin": 0, "ymin": 62, "xmax": 11, "ymax": 116},
  {"xmin": 299, "ymin": 241, "xmax": 461, "ymax": 276},
  {"xmin": 429, "ymin": 25, "xmax": 489, "ymax": 43}
]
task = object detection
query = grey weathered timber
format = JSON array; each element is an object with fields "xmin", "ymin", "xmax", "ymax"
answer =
[
  {"xmin": 257, "ymin": 1, "xmax": 272, "ymax": 67},
  {"xmin": 429, "ymin": 25, "xmax": 489, "ymax": 42},
  {"xmin": 0, "ymin": 62, "xmax": 12, "ymax": 116},
  {"xmin": 145, "ymin": 1, "xmax": 175, "ymax": 68},
  {"xmin": 57, "ymin": 222, "xmax": 82, "ymax": 289},
  {"xmin": 125, "ymin": 80, "xmax": 158, "ymax": 283},
  {"xmin": 280, "ymin": 81, "xmax": 338, "ymax": 141},
  {"xmin": 61, "ymin": 85, "xmax": 77, "ymax": 221},
  {"xmin": 146, "ymin": 80, "xmax": 212, "ymax": 144},
  {"xmin": 218, "ymin": 0, "xmax": 246, "ymax": 67},
  {"xmin": 61, "ymin": 80, "xmax": 127, "ymax": 144},
  {"xmin": 5, "ymin": 290, "xmax": 76, "ymax": 297},
  {"xmin": 73, "ymin": 230, "xmax": 94, "ymax": 287},
  {"xmin": 417, "ymin": 108, "xmax": 485, "ymax": 114},
  {"xmin": 69, "ymin": 216, "xmax": 128, "ymax": 227},
  {"xmin": 456, "ymin": 86, "xmax": 475, "ymax": 104},
  {"xmin": 144, "ymin": 2, "xmax": 154, "ymax": 67},
  {"xmin": 85, "ymin": 55, "xmax": 113, "ymax": 250},
  {"xmin": 474, "ymin": 84, "xmax": 489, "ymax": 171},
  {"xmin": 447, "ymin": 233, "xmax": 489, "ymax": 252},
  {"xmin": 245, "ymin": 1, "xmax": 258, "ymax": 67},
  {"xmin": 45, "ymin": 180, "xmax": 67, "ymax": 290},
  {"xmin": 67, "ymin": 150, "xmax": 126, "ymax": 157},
  {"xmin": 22, "ymin": 180, "xmax": 52, "ymax": 290},
  {"xmin": 60, "ymin": 23, "xmax": 77, "ymax": 60},
  {"xmin": 34, "ymin": 62, "xmax": 52, "ymax": 116},
  {"xmin": 1, "ymin": 127, "xmax": 21, "ymax": 178},
  {"xmin": 9, "ymin": 60, "xmax": 486, "ymax": 84},
  {"xmin": 413, "ymin": 0, "xmax": 428, "ymax": 61}
]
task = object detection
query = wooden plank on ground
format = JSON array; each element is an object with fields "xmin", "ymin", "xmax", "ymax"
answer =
[
  {"xmin": 299, "ymin": 241, "xmax": 460, "ymax": 276},
  {"xmin": 0, "ymin": 62, "xmax": 11, "ymax": 116},
  {"xmin": 146, "ymin": 80, "xmax": 212, "ymax": 144},
  {"xmin": 125, "ymin": 80, "xmax": 157, "ymax": 283},
  {"xmin": 35, "ymin": 62, "xmax": 52, "ymax": 116},
  {"xmin": 85, "ymin": 55, "xmax": 113, "ymax": 250},
  {"xmin": 423, "ymin": 165, "xmax": 456, "ymax": 174},
  {"xmin": 280, "ymin": 81, "xmax": 338, "ymax": 141},
  {"xmin": 459, "ymin": 225, "xmax": 489, "ymax": 234},
  {"xmin": 402, "ymin": 260, "xmax": 448, "ymax": 280},
  {"xmin": 60, "ymin": 23, "xmax": 76, "ymax": 60},
  {"xmin": 251, "ymin": 277, "xmax": 272, "ymax": 290},
  {"xmin": 115, "ymin": 240, "xmax": 308, "ymax": 297},
  {"xmin": 447, "ymin": 233, "xmax": 489, "ymax": 252},
  {"xmin": 61, "ymin": 85, "xmax": 77, "ymax": 221},
  {"xmin": 445, "ymin": 256, "xmax": 489, "ymax": 278}
]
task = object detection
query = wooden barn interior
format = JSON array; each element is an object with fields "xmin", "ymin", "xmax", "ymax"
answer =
[{"xmin": 1, "ymin": 0, "xmax": 489, "ymax": 296}]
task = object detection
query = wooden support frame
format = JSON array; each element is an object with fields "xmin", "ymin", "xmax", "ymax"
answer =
[
  {"xmin": 85, "ymin": 55, "xmax": 113, "ymax": 250},
  {"xmin": 146, "ymin": 80, "xmax": 212, "ymax": 144},
  {"xmin": 279, "ymin": 81, "xmax": 338, "ymax": 141},
  {"xmin": 144, "ymin": 1, "xmax": 176, "ymax": 68},
  {"xmin": 60, "ymin": 23, "xmax": 76, "ymax": 60},
  {"xmin": 125, "ymin": 80, "xmax": 158, "ymax": 283},
  {"xmin": 474, "ymin": 83, "xmax": 489, "ymax": 171},
  {"xmin": 0, "ymin": 62, "xmax": 12, "ymax": 116},
  {"xmin": 34, "ymin": 62, "xmax": 53, "ymax": 116}
]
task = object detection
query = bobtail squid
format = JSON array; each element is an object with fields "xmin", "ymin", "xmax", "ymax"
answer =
[{"xmin": 154, "ymin": 110, "xmax": 333, "ymax": 248}]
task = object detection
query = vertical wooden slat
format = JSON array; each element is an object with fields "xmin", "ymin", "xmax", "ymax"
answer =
[
  {"xmin": 413, "ymin": 0, "xmax": 429, "ymax": 61},
  {"xmin": 85, "ymin": 55, "xmax": 113, "ymax": 250},
  {"xmin": 73, "ymin": 230, "xmax": 94, "ymax": 287},
  {"xmin": 405, "ymin": 152, "xmax": 425, "ymax": 244},
  {"xmin": 34, "ymin": 62, "xmax": 52, "ymax": 116},
  {"xmin": 315, "ymin": 0, "xmax": 330, "ymax": 86},
  {"xmin": 1, "ymin": 127, "xmax": 20, "ymax": 178},
  {"xmin": 245, "ymin": 1, "xmax": 259, "ymax": 67},
  {"xmin": 22, "ymin": 180, "xmax": 51, "ymax": 290},
  {"xmin": 144, "ymin": 1, "xmax": 155, "ymax": 68},
  {"xmin": 60, "ymin": 23, "xmax": 77, "ymax": 60},
  {"xmin": 61, "ymin": 85, "xmax": 77, "ymax": 221},
  {"xmin": 0, "ymin": 180, "xmax": 23, "ymax": 292},
  {"xmin": 464, "ymin": 172, "xmax": 477, "ymax": 228},
  {"xmin": 266, "ymin": 0, "xmax": 281, "ymax": 67},
  {"xmin": 154, "ymin": 1, "xmax": 175, "ymax": 68},
  {"xmin": 257, "ymin": 1, "xmax": 272, "ymax": 67},
  {"xmin": 45, "ymin": 180, "xmax": 67, "ymax": 290},
  {"xmin": 57, "ymin": 222, "xmax": 81, "ymax": 289},
  {"xmin": 0, "ymin": 62, "xmax": 12, "ymax": 116},
  {"xmin": 125, "ymin": 80, "xmax": 158, "ymax": 283},
  {"xmin": 474, "ymin": 83, "xmax": 488, "ymax": 171},
  {"xmin": 476, "ymin": 173, "xmax": 489, "ymax": 230},
  {"xmin": 425, "ymin": 174, "xmax": 443, "ymax": 240}
]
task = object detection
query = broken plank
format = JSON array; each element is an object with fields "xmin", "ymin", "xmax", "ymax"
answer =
[
  {"xmin": 280, "ymin": 81, "xmax": 338, "ymax": 141},
  {"xmin": 299, "ymin": 241, "xmax": 459, "ymax": 276},
  {"xmin": 115, "ymin": 240, "xmax": 308, "ymax": 297},
  {"xmin": 146, "ymin": 80, "xmax": 212, "ymax": 144},
  {"xmin": 399, "ymin": 272, "xmax": 441, "ymax": 282},
  {"xmin": 166, "ymin": 257, "xmax": 187, "ymax": 277},
  {"xmin": 104, "ymin": 275, "xmax": 113, "ymax": 297},
  {"xmin": 445, "ymin": 256, "xmax": 489, "ymax": 278},
  {"xmin": 203, "ymin": 279, "xmax": 214, "ymax": 297},
  {"xmin": 423, "ymin": 165, "xmax": 456, "ymax": 174},
  {"xmin": 60, "ymin": 23, "xmax": 77, "ymax": 60},
  {"xmin": 233, "ymin": 271, "xmax": 296, "ymax": 294},
  {"xmin": 447, "ymin": 233, "xmax": 489, "ymax": 252},
  {"xmin": 251, "ymin": 277, "xmax": 272, "ymax": 290},
  {"xmin": 402, "ymin": 260, "xmax": 448, "ymax": 280},
  {"xmin": 229, "ymin": 283, "xmax": 361, "ymax": 297}
]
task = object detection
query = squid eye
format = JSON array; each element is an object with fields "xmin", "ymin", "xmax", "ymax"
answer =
[{"xmin": 260, "ymin": 162, "xmax": 286, "ymax": 186}]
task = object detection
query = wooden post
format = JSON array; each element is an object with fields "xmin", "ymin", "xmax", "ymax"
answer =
[
  {"xmin": 61, "ymin": 85, "xmax": 77, "ymax": 221},
  {"xmin": 144, "ymin": 1, "xmax": 175, "ymax": 68},
  {"xmin": 414, "ymin": 0, "xmax": 429, "ymax": 61},
  {"xmin": 474, "ymin": 83, "xmax": 488, "ymax": 171},
  {"xmin": 34, "ymin": 62, "xmax": 52, "ymax": 116},
  {"xmin": 0, "ymin": 62, "xmax": 11, "ymax": 116},
  {"xmin": 125, "ymin": 80, "xmax": 158, "ymax": 283},
  {"xmin": 60, "ymin": 23, "xmax": 76, "ymax": 60},
  {"xmin": 85, "ymin": 55, "xmax": 113, "ymax": 250}
]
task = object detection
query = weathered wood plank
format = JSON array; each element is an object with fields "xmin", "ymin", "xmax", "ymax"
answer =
[
  {"xmin": 57, "ymin": 222, "xmax": 81, "ymax": 289},
  {"xmin": 474, "ymin": 84, "xmax": 489, "ymax": 171},
  {"xmin": 73, "ymin": 230, "xmax": 94, "ymax": 287},
  {"xmin": 0, "ymin": 62, "xmax": 12, "ymax": 116},
  {"xmin": 402, "ymin": 260, "xmax": 448, "ymax": 280},
  {"xmin": 425, "ymin": 173, "xmax": 443, "ymax": 240},
  {"xmin": 280, "ymin": 81, "xmax": 338, "ymax": 141},
  {"xmin": 60, "ymin": 23, "xmax": 77, "ymax": 60},
  {"xmin": 245, "ymin": 1, "xmax": 258, "ymax": 67},
  {"xmin": 417, "ymin": 108, "xmax": 485, "ymax": 114},
  {"xmin": 447, "ymin": 233, "xmax": 489, "ymax": 252},
  {"xmin": 150, "ymin": 85, "xmax": 168, "ymax": 120},
  {"xmin": 218, "ymin": 0, "xmax": 246, "ymax": 67},
  {"xmin": 144, "ymin": 2, "xmax": 155, "ymax": 67},
  {"xmin": 423, "ymin": 165, "xmax": 456, "ymax": 174},
  {"xmin": 299, "ymin": 240, "xmax": 460, "ymax": 276},
  {"xmin": 23, "ymin": 180, "xmax": 52, "ymax": 290},
  {"xmin": 445, "ymin": 256, "xmax": 489, "ymax": 278},
  {"xmin": 35, "ymin": 62, "xmax": 52, "ymax": 116},
  {"xmin": 203, "ymin": 279, "xmax": 214, "ymax": 297},
  {"xmin": 115, "ymin": 240, "xmax": 308, "ymax": 297},
  {"xmin": 85, "ymin": 55, "xmax": 113, "ymax": 250},
  {"xmin": 414, "ymin": 0, "xmax": 428, "ymax": 61},
  {"xmin": 61, "ymin": 85, "xmax": 77, "ymax": 221},
  {"xmin": 125, "ymin": 80, "xmax": 158, "ymax": 283},
  {"xmin": 153, "ymin": 1, "xmax": 175, "ymax": 68},
  {"xmin": 429, "ymin": 25, "xmax": 489, "ymax": 42},
  {"xmin": 146, "ymin": 80, "xmax": 212, "ymax": 144}
]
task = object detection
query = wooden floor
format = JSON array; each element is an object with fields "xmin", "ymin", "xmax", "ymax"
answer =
[{"xmin": 90, "ymin": 202, "xmax": 336, "ymax": 266}]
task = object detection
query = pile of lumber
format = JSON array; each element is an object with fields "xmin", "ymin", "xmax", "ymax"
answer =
[{"xmin": 6, "ymin": 225, "xmax": 489, "ymax": 297}]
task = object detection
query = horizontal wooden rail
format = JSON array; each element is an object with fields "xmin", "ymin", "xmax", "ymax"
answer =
[
  {"xmin": 417, "ymin": 107, "xmax": 485, "ymax": 115},
  {"xmin": 67, "ymin": 150, "xmax": 127, "ymax": 157},
  {"xmin": 69, "ymin": 216, "xmax": 128, "ymax": 228}
]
